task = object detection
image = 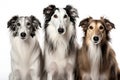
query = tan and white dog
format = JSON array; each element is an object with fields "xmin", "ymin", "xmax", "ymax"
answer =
[
  {"xmin": 76, "ymin": 17, "xmax": 119, "ymax": 80},
  {"xmin": 7, "ymin": 15, "xmax": 43, "ymax": 80}
]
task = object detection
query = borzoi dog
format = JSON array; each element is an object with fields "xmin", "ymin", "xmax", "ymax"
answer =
[
  {"xmin": 7, "ymin": 15, "xmax": 42, "ymax": 80},
  {"xmin": 43, "ymin": 5, "xmax": 78, "ymax": 80},
  {"xmin": 76, "ymin": 17, "xmax": 119, "ymax": 80}
]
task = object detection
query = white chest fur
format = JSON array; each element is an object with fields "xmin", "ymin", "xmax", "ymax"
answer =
[
  {"xmin": 11, "ymin": 37, "xmax": 38, "ymax": 61},
  {"xmin": 45, "ymin": 36, "xmax": 72, "ymax": 72},
  {"xmin": 88, "ymin": 43, "xmax": 101, "ymax": 80},
  {"xmin": 10, "ymin": 36, "xmax": 41, "ymax": 77}
]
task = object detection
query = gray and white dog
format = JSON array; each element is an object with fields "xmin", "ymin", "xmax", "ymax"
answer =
[
  {"xmin": 7, "ymin": 15, "xmax": 43, "ymax": 80},
  {"xmin": 43, "ymin": 5, "xmax": 78, "ymax": 80}
]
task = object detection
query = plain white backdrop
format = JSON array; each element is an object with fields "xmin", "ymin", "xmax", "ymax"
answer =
[{"xmin": 0, "ymin": 0, "xmax": 120, "ymax": 79}]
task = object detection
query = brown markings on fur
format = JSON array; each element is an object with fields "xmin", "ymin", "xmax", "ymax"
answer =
[
  {"xmin": 100, "ymin": 43, "xmax": 119, "ymax": 80},
  {"xmin": 76, "ymin": 17, "xmax": 119, "ymax": 80},
  {"xmin": 76, "ymin": 41, "xmax": 90, "ymax": 80},
  {"xmin": 118, "ymin": 69, "xmax": 120, "ymax": 80},
  {"xmin": 85, "ymin": 20, "xmax": 106, "ymax": 46}
]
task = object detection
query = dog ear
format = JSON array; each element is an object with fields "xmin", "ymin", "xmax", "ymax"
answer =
[
  {"xmin": 79, "ymin": 17, "xmax": 92, "ymax": 31},
  {"xmin": 7, "ymin": 16, "xmax": 19, "ymax": 31},
  {"xmin": 64, "ymin": 5, "xmax": 79, "ymax": 19},
  {"xmin": 43, "ymin": 5, "xmax": 56, "ymax": 20},
  {"xmin": 101, "ymin": 17, "xmax": 115, "ymax": 31},
  {"xmin": 30, "ymin": 15, "xmax": 41, "ymax": 29}
]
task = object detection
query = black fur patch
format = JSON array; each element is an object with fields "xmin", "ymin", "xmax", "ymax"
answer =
[
  {"xmin": 7, "ymin": 16, "xmax": 19, "ymax": 37},
  {"xmin": 43, "ymin": 5, "xmax": 56, "ymax": 29},
  {"xmin": 30, "ymin": 15, "xmax": 41, "ymax": 29},
  {"xmin": 100, "ymin": 42, "xmax": 109, "ymax": 72},
  {"xmin": 7, "ymin": 16, "xmax": 19, "ymax": 30},
  {"xmin": 64, "ymin": 5, "xmax": 78, "ymax": 26},
  {"xmin": 68, "ymin": 34, "xmax": 76, "ymax": 55},
  {"xmin": 30, "ymin": 15, "xmax": 41, "ymax": 38}
]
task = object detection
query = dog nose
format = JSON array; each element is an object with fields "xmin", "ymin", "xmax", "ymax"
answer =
[
  {"xmin": 21, "ymin": 32, "xmax": 26, "ymax": 37},
  {"xmin": 58, "ymin": 28, "xmax": 64, "ymax": 34},
  {"xmin": 93, "ymin": 36, "xmax": 99, "ymax": 42}
]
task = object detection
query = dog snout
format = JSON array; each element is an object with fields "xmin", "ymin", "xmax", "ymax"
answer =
[
  {"xmin": 20, "ymin": 32, "xmax": 26, "ymax": 38},
  {"xmin": 58, "ymin": 28, "xmax": 64, "ymax": 34},
  {"xmin": 93, "ymin": 36, "xmax": 99, "ymax": 42}
]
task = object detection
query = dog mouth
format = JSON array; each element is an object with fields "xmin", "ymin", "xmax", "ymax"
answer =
[
  {"xmin": 21, "ymin": 37, "xmax": 26, "ymax": 40},
  {"xmin": 94, "ymin": 41, "xmax": 99, "ymax": 44}
]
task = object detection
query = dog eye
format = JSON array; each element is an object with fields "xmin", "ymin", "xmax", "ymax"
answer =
[
  {"xmin": 54, "ymin": 14, "xmax": 58, "ymax": 18},
  {"xmin": 89, "ymin": 26, "xmax": 93, "ymax": 29},
  {"xmin": 26, "ymin": 22, "xmax": 31, "ymax": 26},
  {"xmin": 17, "ymin": 23, "xmax": 20, "ymax": 26},
  {"xmin": 64, "ymin": 14, "xmax": 67, "ymax": 18},
  {"xmin": 99, "ymin": 26, "xmax": 104, "ymax": 30}
]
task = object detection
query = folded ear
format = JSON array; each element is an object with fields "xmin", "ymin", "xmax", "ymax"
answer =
[
  {"xmin": 43, "ymin": 5, "xmax": 56, "ymax": 20},
  {"xmin": 64, "ymin": 5, "xmax": 79, "ymax": 19},
  {"xmin": 7, "ymin": 15, "xmax": 19, "ymax": 31},
  {"xmin": 79, "ymin": 17, "xmax": 92, "ymax": 31},
  {"xmin": 7, "ymin": 16, "xmax": 18, "ymax": 28},
  {"xmin": 30, "ymin": 15, "xmax": 41, "ymax": 29},
  {"xmin": 101, "ymin": 17, "xmax": 115, "ymax": 31}
]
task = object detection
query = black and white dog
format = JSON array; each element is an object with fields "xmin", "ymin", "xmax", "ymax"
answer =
[
  {"xmin": 43, "ymin": 5, "xmax": 78, "ymax": 80},
  {"xmin": 7, "ymin": 15, "xmax": 43, "ymax": 80}
]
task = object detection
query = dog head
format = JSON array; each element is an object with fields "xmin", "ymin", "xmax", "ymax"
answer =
[
  {"xmin": 79, "ymin": 17, "xmax": 115, "ymax": 45},
  {"xmin": 7, "ymin": 15, "xmax": 41, "ymax": 40},
  {"xmin": 43, "ymin": 5, "xmax": 78, "ymax": 35}
]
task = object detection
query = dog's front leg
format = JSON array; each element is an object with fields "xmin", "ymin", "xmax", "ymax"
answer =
[
  {"xmin": 82, "ymin": 73, "xmax": 91, "ymax": 80},
  {"xmin": 9, "ymin": 70, "xmax": 21, "ymax": 80},
  {"xmin": 109, "ymin": 65, "xmax": 118, "ymax": 80},
  {"xmin": 28, "ymin": 69, "xmax": 40, "ymax": 80},
  {"xmin": 66, "ymin": 63, "xmax": 74, "ymax": 80},
  {"xmin": 9, "ymin": 72, "xmax": 14, "ymax": 80},
  {"xmin": 47, "ymin": 72, "xmax": 54, "ymax": 80},
  {"xmin": 67, "ymin": 73, "xmax": 73, "ymax": 80},
  {"xmin": 31, "ymin": 75, "xmax": 40, "ymax": 80},
  {"xmin": 47, "ymin": 62, "xmax": 57, "ymax": 80},
  {"xmin": 29, "ymin": 64, "xmax": 41, "ymax": 80}
]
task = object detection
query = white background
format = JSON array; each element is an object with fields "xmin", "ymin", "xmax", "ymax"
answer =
[{"xmin": 0, "ymin": 0, "xmax": 120, "ymax": 80}]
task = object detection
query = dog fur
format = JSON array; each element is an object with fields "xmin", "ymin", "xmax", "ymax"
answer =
[
  {"xmin": 7, "ymin": 15, "xmax": 43, "ymax": 80},
  {"xmin": 76, "ymin": 17, "xmax": 119, "ymax": 80},
  {"xmin": 43, "ymin": 5, "xmax": 78, "ymax": 80},
  {"xmin": 118, "ymin": 69, "xmax": 120, "ymax": 80}
]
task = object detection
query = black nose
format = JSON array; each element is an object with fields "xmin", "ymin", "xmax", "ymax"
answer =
[
  {"xmin": 58, "ymin": 28, "xmax": 64, "ymax": 34},
  {"xmin": 93, "ymin": 36, "xmax": 99, "ymax": 42},
  {"xmin": 21, "ymin": 32, "xmax": 26, "ymax": 37}
]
